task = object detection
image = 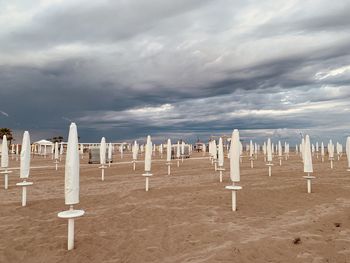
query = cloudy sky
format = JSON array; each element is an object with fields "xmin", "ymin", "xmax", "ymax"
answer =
[{"xmin": 0, "ymin": 0, "xmax": 349, "ymax": 144}]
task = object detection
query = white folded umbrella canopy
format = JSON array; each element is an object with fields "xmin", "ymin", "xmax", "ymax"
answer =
[
  {"xmin": 166, "ymin": 139, "xmax": 171, "ymax": 162},
  {"xmin": 230, "ymin": 130, "xmax": 240, "ymax": 183},
  {"xmin": 267, "ymin": 138, "xmax": 272, "ymax": 162},
  {"xmin": 65, "ymin": 123, "xmax": 80, "ymax": 205},
  {"xmin": 304, "ymin": 135, "xmax": 313, "ymax": 173},
  {"xmin": 145, "ymin": 135, "xmax": 152, "ymax": 172},
  {"xmin": 278, "ymin": 141, "xmax": 282, "ymax": 157},
  {"xmin": 60, "ymin": 142, "xmax": 64, "ymax": 155},
  {"xmin": 20, "ymin": 131, "xmax": 31, "ymax": 179},
  {"xmin": 328, "ymin": 140, "xmax": 334, "ymax": 158},
  {"xmin": 54, "ymin": 142, "xmax": 59, "ymax": 160},
  {"xmin": 132, "ymin": 141, "xmax": 138, "ymax": 160},
  {"xmin": 212, "ymin": 140, "xmax": 217, "ymax": 160},
  {"xmin": 159, "ymin": 144, "xmax": 163, "ymax": 155},
  {"xmin": 100, "ymin": 137, "xmax": 106, "ymax": 165},
  {"xmin": 181, "ymin": 141, "xmax": 185, "ymax": 155},
  {"xmin": 1, "ymin": 135, "xmax": 9, "ymax": 168},
  {"xmin": 249, "ymin": 140, "xmax": 254, "ymax": 158},
  {"xmin": 176, "ymin": 141, "xmax": 180, "ymax": 158},
  {"xmin": 346, "ymin": 137, "xmax": 350, "ymax": 168},
  {"xmin": 108, "ymin": 142, "xmax": 112, "ymax": 161},
  {"xmin": 218, "ymin": 137, "xmax": 224, "ymax": 167}
]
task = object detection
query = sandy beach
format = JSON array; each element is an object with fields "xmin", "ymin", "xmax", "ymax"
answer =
[{"xmin": 1, "ymin": 152, "xmax": 350, "ymax": 263}]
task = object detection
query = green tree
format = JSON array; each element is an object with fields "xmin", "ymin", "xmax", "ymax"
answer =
[
  {"xmin": 0, "ymin": 128, "xmax": 13, "ymax": 145},
  {"xmin": 51, "ymin": 136, "xmax": 64, "ymax": 143}
]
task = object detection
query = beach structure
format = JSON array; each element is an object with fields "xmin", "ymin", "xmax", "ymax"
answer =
[
  {"xmin": 1, "ymin": 135, "xmax": 12, "ymax": 189},
  {"xmin": 16, "ymin": 131, "xmax": 33, "ymax": 206},
  {"xmin": 303, "ymin": 135, "xmax": 315, "ymax": 193},
  {"xmin": 99, "ymin": 137, "xmax": 107, "ymax": 181},
  {"xmin": 166, "ymin": 139, "xmax": 172, "ymax": 175},
  {"xmin": 57, "ymin": 123, "xmax": 84, "ymax": 251},
  {"xmin": 143, "ymin": 135, "xmax": 152, "ymax": 191},
  {"xmin": 225, "ymin": 129, "xmax": 242, "ymax": 211}
]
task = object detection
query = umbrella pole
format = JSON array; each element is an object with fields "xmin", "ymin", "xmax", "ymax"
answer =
[
  {"xmin": 22, "ymin": 186, "xmax": 27, "ymax": 206},
  {"xmin": 231, "ymin": 191, "xmax": 236, "ymax": 211},
  {"xmin": 68, "ymin": 206, "xmax": 75, "ymax": 250},
  {"xmin": 142, "ymin": 172, "xmax": 152, "ymax": 191},
  {"xmin": 58, "ymin": 205, "xmax": 85, "ymax": 251},
  {"xmin": 133, "ymin": 161, "xmax": 136, "ymax": 171},
  {"xmin": 5, "ymin": 173, "xmax": 8, "ymax": 189}
]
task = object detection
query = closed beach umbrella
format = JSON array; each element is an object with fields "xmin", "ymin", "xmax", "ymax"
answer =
[
  {"xmin": 278, "ymin": 141, "xmax": 282, "ymax": 157},
  {"xmin": 267, "ymin": 138, "xmax": 272, "ymax": 162},
  {"xmin": 65, "ymin": 123, "xmax": 80, "ymax": 205},
  {"xmin": 54, "ymin": 142, "xmax": 59, "ymax": 160},
  {"xmin": 20, "ymin": 132, "xmax": 31, "ymax": 179},
  {"xmin": 1, "ymin": 135, "xmax": 8, "ymax": 168},
  {"xmin": 108, "ymin": 142, "xmax": 112, "ymax": 162},
  {"xmin": 132, "ymin": 141, "xmax": 138, "ymax": 160},
  {"xmin": 100, "ymin": 137, "xmax": 106, "ymax": 165},
  {"xmin": 229, "ymin": 130, "xmax": 240, "ymax": 183},
  {"xmin": 304, "ymin": 135, "xmax": 313, "ymax": 173},
  {"xmin": 212, "ymin": 140, "xmax": 217, "ymax": 160},
  {"xmin": 176, "ymin": 141, "xmax": 180, "ymax": 158},
  {"xmin": 60, "ymin": 143, "xmax": 64, "ymax": 155},
  {"xmin": 181, "ymin": 141, "xmax": 185, "ymax": 155},
  {"xmin": 249, "ymin": 140, "xmax": 254, "ymax": 158},
  {"xmin": 166, "ymin": 139, "xmax": 171, "ymax": 162},
  {"xmin": 218, "ymin": 137, "xmax": 224, "ymax": 167},
  {"xmin": 145, "ymin": 135, "xmax": 152, "ymax": 172},
  {"xmin": 346, "ymin": 137, "xmax": 350, "ymax": 168}
]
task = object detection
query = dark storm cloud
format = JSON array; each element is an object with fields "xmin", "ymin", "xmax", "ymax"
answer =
[{"xmin": 0, "ymin": 0, "xmax": 350, "ymax": 143}]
